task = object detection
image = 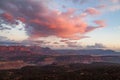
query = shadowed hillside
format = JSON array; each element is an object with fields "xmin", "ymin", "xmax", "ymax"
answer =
[{"xmin": 0, "ymin": 62, "xmax": 120, "ymax": 80}]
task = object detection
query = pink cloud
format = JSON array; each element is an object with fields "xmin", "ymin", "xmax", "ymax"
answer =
[
  {"xmin": 28, "ymin": 9, "xmax": 89, "ymax": 39},
  {"xmin": 17, "ymin": 17, "xmax": 26, "ymax": 23},
  {"xmin": 96, "ymin": 4, "xmax": 106, "ymax": 9},
  {"xmin": 85, "ymin": 8, "xmax": 100, "ymax": 15},
  {"xmin": 94, "ymin": 20, "xmax": 106, "ymax": 27},
  {"xmin": 1, "ymin": 12, "xmax": 14, "ymax": 21}
]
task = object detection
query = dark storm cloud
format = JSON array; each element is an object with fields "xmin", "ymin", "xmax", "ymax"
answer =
[{"xmin": 0, "ymin": 0, "xmax": 45, "ymax": 19}]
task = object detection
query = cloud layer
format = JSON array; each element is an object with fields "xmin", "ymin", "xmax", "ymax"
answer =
[{"xmin": 0, "ymin": 0, "xmax": 106, "ymax": 40}]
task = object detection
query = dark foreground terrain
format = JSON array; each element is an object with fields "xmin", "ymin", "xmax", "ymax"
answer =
[{"xmin": 0, "ymin": 62, "xmax": 120, "ymax": 80}]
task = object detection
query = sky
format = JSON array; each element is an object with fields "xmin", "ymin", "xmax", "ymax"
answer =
[{"xmin": 0, "ymin": 0, "xmax": 120, "ymax": 51}]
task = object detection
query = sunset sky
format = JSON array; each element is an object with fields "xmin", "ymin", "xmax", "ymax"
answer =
[{"xmin": 0, "ymin": 0, "xmax": 120, "ymax": 51}]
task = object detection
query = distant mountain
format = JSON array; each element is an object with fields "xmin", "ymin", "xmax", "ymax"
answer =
[
  {"xmin": 0, "ymin": 46, "xmax": 119, "ymax": 55},
  {"xmin": 0, "ymin": 46, "xmax": 120, "ymax": 70},
  {"xmin": 0, "ymin": 46, "xmax": 54, "ymax": 55},
  {"xmin": 55, "ymin": 49, "xmax": 120, "ymax": 56}
]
